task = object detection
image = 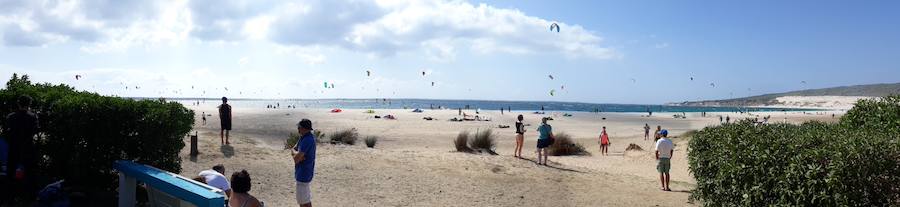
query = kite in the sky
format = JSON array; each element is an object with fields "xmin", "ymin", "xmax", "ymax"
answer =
[
  {"xmin": 324, "ymin": 82, "xmax": 328, "ymax": 88},
  {"xmin": 710, "ymin": 83, "xmax": 716, "ymax": 87},
  {"xmin": 550, "ymin": 23, "xmax": 560, "ymax": 32},
  {"xmin": 225, "ymin": 87, "xmax": 229, "ymax": 91},
  {"xmin": 367, "ymin": 70, "xmax": 371, "ymax": 77},
  {"xmin": 75, "ymin": 75, "xmax": 82, "ymax": 80},
  {"xmin": 431, "ymin": 82, "xmax": 435, "ymax": 87},
  {"xmin": 561, "ymin": 85, "xmax": 565, "ymax": 90},
  {"xmin": 422, "ymin": 71, "xmax": 426, "ymax": 76},
  {"xmin": 548, "ymin": 75, "xmax": 554, "ymax": 80},
  {"xmin": 801, "ymin": 81, "xmax": 807, "ymax": 84},
  {"xmin": 330, "ymin": 83, "xmax": 335, "ymax": 88},
  {"xmin": 690, "ymin": 77, "xmax": 694, "ymax": 81},
  {"xmin": 549, "ymin": 89, "xmax": 556, "ymax": 96},
  {"xmin": 630, "ymin": 78, "xmax": 637, "ymax": 83}
]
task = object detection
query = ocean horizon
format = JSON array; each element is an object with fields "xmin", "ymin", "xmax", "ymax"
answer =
[{"xmin": 155, "ymin": 97, "xmax": 818, "ymax": 113}]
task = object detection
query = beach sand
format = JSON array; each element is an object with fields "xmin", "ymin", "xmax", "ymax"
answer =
[{"xmin": 178, "ymin": 106, "xmax": 840, "ymax": 206}]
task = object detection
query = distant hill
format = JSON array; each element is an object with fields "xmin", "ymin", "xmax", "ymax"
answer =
[{"xmin": 673, "ymin": 82, "xmax": 900, "ymax": 107}]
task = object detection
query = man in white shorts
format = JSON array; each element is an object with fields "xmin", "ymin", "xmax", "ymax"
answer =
[{"xmin": 292, "ymin": 119, "xmax": 316, "ymax": 206}]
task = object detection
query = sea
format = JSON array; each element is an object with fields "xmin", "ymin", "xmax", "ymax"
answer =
[{"xmin": 164, "ymin": 98, "xmax": 817, "ymax": 113}]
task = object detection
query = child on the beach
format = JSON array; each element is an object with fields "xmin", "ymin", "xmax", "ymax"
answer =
[{"xmin": 599, "ymin": 126, "xmax": 610, "ymax": 156}]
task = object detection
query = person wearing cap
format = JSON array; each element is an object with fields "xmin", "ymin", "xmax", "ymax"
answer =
[
  {"xmin": 218, "ymin": 97, "xmax": 232, "ymax": 145},
  {"xmin": 536, "ymin": 117, "xmax": 554, "ymax": 165},
  {"xmin": 654, "ymin": 129, "xmax": 674, "ymax": 191},
  {"xmin": 291, "ymin": 119, "xmax": 316, "ymax": 207}
]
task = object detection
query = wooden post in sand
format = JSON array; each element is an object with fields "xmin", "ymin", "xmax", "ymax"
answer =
[{"xmin": 190, "ymin": 132, "xmax": 199, "ymax": 156}]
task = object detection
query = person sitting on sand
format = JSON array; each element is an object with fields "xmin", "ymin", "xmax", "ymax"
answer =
[
  {"xmin": 292, "ymin": 119, "xmax": 317, "ymax": 207},
  {"xmin": 199, "ymin": 164, "xmax": 232, "ymax": 197},
  {"xmin": 655, "ymin": 130, "xmax": 674, "ymax": 191},
  {"xmin": 654, "ymin": 125, "xmax": 662, "ymax": 142},
  {"xmin": 536, "ymin": 117, "xmax": 554, "ymax": 165},
  {"xmin": 219, "ymin": 97, "xmax": 232, "ymax": 145},
  {"xmin": 643, "ymin": 123, "xmax": 650, "ymax": 140},
  {"xmin": 229, "ymin": 170, "xmax": 262, "ymax": 207},
  {"xmin": 514, "ymin": 115, "xmax": 526, "ymax": 158},
  {"xmin": 599, "ymin": 126, "xmax": 610, "ymax": 156}
]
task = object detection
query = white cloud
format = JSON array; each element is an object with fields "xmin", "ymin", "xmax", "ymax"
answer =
[
  {"xmin": 0, "ymin": 0, "xmax": 618, "ymax": 60},
  {"xmin": 654, "ymin": 42, "xmax": 669, "ymax": 49},
  {"xmin": 275, "ymin": 45, "xmax": 327, "ymax": 65}
]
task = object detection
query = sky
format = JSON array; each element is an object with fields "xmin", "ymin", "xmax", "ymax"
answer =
[{"xmin": 0, "ymin": 0, "xmax": 898, "ymax": 104}]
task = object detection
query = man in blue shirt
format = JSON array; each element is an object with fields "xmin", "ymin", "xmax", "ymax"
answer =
[
  {"xmin": 292, "ymin": 119, "xmax": 316, "ymax": 207},
  {"xmin": 536, "ymin": 117, "xmax": 554, "ymax": 165}
]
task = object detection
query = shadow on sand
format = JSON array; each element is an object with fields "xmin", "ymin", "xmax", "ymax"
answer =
[
  {"xmin": 220, "ymin": 145, "xmax": 234, "ymax": 158},
  {"xmin": 517, "ymin": 157, "xmax": 584, "ymax": 173}
]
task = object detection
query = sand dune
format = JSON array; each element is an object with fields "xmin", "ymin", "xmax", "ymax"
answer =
[{"xmin": 179, "ymin": 107, "xmax": 836, "ymax": 206}]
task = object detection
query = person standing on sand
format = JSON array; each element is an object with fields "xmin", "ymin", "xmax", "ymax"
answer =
[
  {"xmin": 643, "ymin": 124, "xmax": 651, "ymax": 140},
  {"xmin": 292, "ymin": 119, "xmax": 317, "ymax": 207},
  {"xmin": 514, "ymin": 115, "xmax": 526, "ymax": 158},
  {"xmin": 599, "ymin": 126, "xmax": 610, "ymax": 156},
  {"xmin": 218, "ymin": 97, "xmax": 232, "ymax": 145},
  {"xmin": 655, "ymin": 130, "xmax": 674, "ymax": 191},
  {"xmin": 654, "ymin": 125, "xmax": 662, "ymax": 142},
  {"xmin": 536, "ymin": 117, "xmax": 554, "ymax": 165},
  {"xmin": 4, "ymin": 95, "xmax": 40, "ymax": 203}
]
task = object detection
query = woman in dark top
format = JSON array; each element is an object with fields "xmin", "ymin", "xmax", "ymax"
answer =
[{"xmin": 514, "ymin": 115, "xmax": 526, "ymax": 158}]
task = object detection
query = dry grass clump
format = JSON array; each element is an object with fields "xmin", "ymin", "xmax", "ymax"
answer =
[
  {"xmin": 548, "ymin": 132, "xmax": 590, "ymax": 156},
  {"xmin": 454, "ymin": 131, "xmax": 473, "ymax": 153},
  {"xmin": 364, "ymin": 136, "xmax": 378, "ymax": 148},
  {"xmin": 330, "ymin": 128, "xmax": 358, "ymax": 145},
  {"xmin": 453, "ymin": 130, "xmax": 497, "ymax": 155}
]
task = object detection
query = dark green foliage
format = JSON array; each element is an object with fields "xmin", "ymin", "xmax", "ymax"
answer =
[
  {"xmin": 689, "ymin": 96, "xmax": 900, "ymax": 206},
  {"xmin": 841, "ymin": 96, "xmax": 900, "ymax": 134},
  {"xmin": 364, "ymin": 136, "xmax": 378, "ymax": 148},
  {"xmin": 548, "ymin": 132, "xmax": 590, "ymax": 156},
  {"xmin": 330, "ymin": 128, "xmax": 358, "ymax": 145},
  {"xmin": 0, "ymin": 74, "xmax": 194, "ymax": 190}
]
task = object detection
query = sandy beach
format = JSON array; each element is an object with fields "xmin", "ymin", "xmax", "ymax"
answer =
[{"xmin": 178, "ymin": 106, "xmax": 840, "ymax": 206}]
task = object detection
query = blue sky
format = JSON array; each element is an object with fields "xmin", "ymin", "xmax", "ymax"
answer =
[{"xmin": 0, "ymin": 0, "xmax": 898, "ymax": 104}]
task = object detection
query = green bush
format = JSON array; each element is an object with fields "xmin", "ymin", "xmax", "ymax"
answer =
[
  {"xmin": 330, "ymin": 128, "xmax": 358, "ymax": 145},
  {"xmin": 364, "ymin": 136, "xmax": 378, "ymax": 148},
  {"xmin": 688, "ymin": 96, "xmax": 900, "ymax": 206},
  {"xmin": 548, "ymin": 132, "xmax": 590, "ymax": 156},
  {"xmin": 0, "ymin": 74, "xmax": 194, "ymax": 191},
  {"xmin": 841, "ymin": 96, "xmax": 900, "ymax": 134}
]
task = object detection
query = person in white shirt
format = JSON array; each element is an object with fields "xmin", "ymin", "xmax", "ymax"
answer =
[
  {"xmin": 199, "ymin": 164, "xmax": 232, "ymax": 197},
  {"xmin": 655, "ymin": 130, "xmax": 674, "ymax": 191}
]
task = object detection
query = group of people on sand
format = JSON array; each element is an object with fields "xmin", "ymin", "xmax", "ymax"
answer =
[
  {"xmin": 210, "ymin": 97, "xmax": 318, "ymax": 206},
  {"xmin": 512, "ymin": 115, "xmax": 675, "ymax": 191}
]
